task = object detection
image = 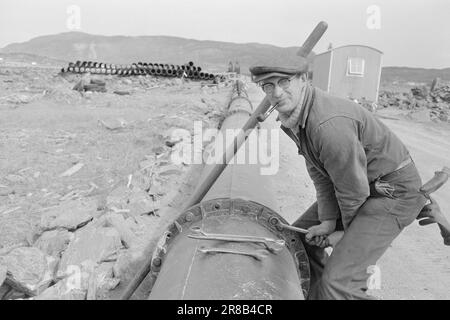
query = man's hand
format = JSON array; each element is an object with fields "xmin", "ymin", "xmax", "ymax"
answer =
[
  {"xmin": 417, "ymin": 196, "xmax": 441, "ymax": 226},
  {"xmin": 417, "ymin": 196, "xmax": 450, "ymax": 245},
  {"xmin": 305, "ymin": 219, "xmax": 336, "ymax": 248}
]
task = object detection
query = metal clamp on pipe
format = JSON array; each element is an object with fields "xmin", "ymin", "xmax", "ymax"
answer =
[
  {"xmin": 188, "ymin": 226, "xmax": 285, "ymax": 253},
  {"xmin": 198, "ymin": 246, "xmax": 269, "ymax": 261}
]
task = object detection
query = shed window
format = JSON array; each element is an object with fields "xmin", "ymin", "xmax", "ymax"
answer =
[{"xmin": 347, "ymin": 57, "xmax": 365, "ymax": 76}]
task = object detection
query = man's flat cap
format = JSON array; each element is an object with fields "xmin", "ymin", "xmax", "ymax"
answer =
[{"xmin": 249, "ymin": 65, "xmax": 307, "ymax": 82}]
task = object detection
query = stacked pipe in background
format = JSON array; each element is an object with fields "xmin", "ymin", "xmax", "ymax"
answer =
[{"xmin": 60, "ymin": 60, "xmax": 217, "ymax": 81}]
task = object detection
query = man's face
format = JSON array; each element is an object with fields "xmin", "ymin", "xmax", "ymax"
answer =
[{"xmin": 259, "ymin": 75, "xmax": 304, "ymax": 114}]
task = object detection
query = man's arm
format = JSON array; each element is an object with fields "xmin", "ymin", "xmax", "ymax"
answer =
[{"xmin": 313, "ymin": 117, "xmax": 370, "ymax": 229}]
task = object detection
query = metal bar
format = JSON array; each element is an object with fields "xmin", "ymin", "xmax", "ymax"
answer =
[
  {"xmin": 198, "ymin": 247, "xmax": 268, "ymax": 261},
  {"xmin": 187, "ymin": 230, "xmax": 285, "ymax": 253}
]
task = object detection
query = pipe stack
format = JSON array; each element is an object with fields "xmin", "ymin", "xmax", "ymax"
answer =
[{"xmin": 60, "ymin": 60, "xmax": 217, "ymax": 81}]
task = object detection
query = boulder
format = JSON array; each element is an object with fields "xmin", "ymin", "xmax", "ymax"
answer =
[
  {"xmin": 35, "ymin": 278, "xmax": 86, "ymax": 300},
  {"xmin": 106, "ymin": 186, "xmax": 155, "ymax": 217},
  {"xmin": 439, "ymin": 112, "xmax": 449, "ymax": 122},
  {"xmin": 33, "ymin": 230, "xmax": 74, "ymax": 257},
  {"xmin": 87, "ymin": 262, "xmax": 120, "ymax": 299},
  {"xmin": 139, "ymin": 159, "xmax": 156, "ymax": 171},
  {"xmin": 151, "ymin": 146, "xmax": 165, "ymax": 155},
  {"xmin": 0, "ymin": 285, "xmax": 28, "ymax": 300},
  {"xmin": 104, "ymin": 213, "xmax": 138, "ymax": 249},
  {"xmin": 148, "ymin": 180, "xmax": 164, "ymax": 196},
  {"xmin": 98, "ymin": 118, "xmax": 126, "ymax": 131},
  {"xmin": 0, "ymin": 247, "xmax": 57, "ymax": 296},
  {"xmin": 113, "ymin": 90, "xmax": 131, "ymax": 96},
  {"xmin": 35, "ymin": 260, "xmax": 96, "ymax": 300},
  {"xmin": 411, "ymin": 87, "xmax": 428, "ymax": 99},
  {"xmin": 113, "ymin": 249, "xmax": 145, "ymax": 283},
  {"xmin": 127, "ymin": 188, "xmax": 156, "ymax": 216},
  {"xmin": 95, "ymin": 262, "xmax": 115, "ymax": 285},
  {"xmin": 84, "ymin": 84, "xmax": 107, "ymax": 93},
  {"xmin": 57, "ymin": 225, "xmax": 122, "ymax": 279},
  {"xmin": 431, "ymin": 77, "xmax": 441, "ymax": 92},
  {"xmin": 0, "ymin": 283, "xmax": 12, "ymax": 299},
  {"xmin": 40, "ymin": 199, "xmax": 95, "ymax": 231},
  {"xmin": 0, "ymin": 216, "xmax": 34, "ymax": 249},
  {"xmin": 72, "ymin": 73, "xmax": 91, "ymax": 92}
]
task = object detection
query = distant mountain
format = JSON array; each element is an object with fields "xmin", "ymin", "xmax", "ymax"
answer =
[
  {"xmin": 2, "ymin": 32, "xmax": 448, "ymax": 82},
  {"xmin": 0, "ymin": 52, "xmax": 67, "ymax": 66},
  {"xmin": 0, "ymin": 32, "xmax": 314, "ymax": 74},
  {"xmin": 381, "ymin": 66, "xmax": 450, "ymax": 84}
]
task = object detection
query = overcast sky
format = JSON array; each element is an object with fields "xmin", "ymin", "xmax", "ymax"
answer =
[{"xmin": 0, "ymin": 0, "xmax": 449, "ymax": 68}]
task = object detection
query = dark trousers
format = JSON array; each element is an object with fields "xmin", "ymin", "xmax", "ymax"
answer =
[{"xmin": 292, "ymin": 162, "xmax": 427, "ymax": 300}]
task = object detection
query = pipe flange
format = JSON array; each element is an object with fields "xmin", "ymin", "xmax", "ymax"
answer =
[{"xmin": 146, "ymin": 199, "xmax": 310, "ymax": 298}]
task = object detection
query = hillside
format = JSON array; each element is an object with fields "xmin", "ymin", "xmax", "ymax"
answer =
[
  {"xmin": 0, "ymin": 52, "xmax": 67, "ymax": 67},
  {"xmin": 0, "ymin": 32, "xmax": 313, "ymax": 74},
  {"xmin": 2, "ymin": 32, "xmax": 449, "ymax": 82},
  {"xmin": 381, "ymin": 67, "xmax": 450, "ymax": 84}
]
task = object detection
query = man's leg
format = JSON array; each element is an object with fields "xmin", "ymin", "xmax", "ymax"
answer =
[
  {"xmin": 310, "ymin": 196, "xmax": 420, "ymax": 300},
  {"xmin": 291, "ymin": 202, "xmax": 328, "ymax": 293}
]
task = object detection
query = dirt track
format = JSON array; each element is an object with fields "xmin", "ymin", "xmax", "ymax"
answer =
[{"xmin": 247, "ymin": 85, "xmax": 450, "ymax": 300}]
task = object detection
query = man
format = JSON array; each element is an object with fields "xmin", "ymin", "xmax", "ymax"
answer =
[
  {"xmin": 250, "ymin": 65, "xmax": 427, "ymax": 300},
  {"xmin": 234, "ymin": 61, "xmax": 241, "ymax": 74},
  {"xmin": 228, "ymin": 61, "xmax": 234, "ymax": 73}
]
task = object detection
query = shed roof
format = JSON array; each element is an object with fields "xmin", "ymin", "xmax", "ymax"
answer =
[{"xmin": 315, "ymin": 45, "xmax": 383, "ymax": 58}]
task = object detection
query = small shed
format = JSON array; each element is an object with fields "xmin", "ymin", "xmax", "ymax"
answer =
[{"xmin": 312, "ymin": 45, "xmax": 383, "ymax": 102}]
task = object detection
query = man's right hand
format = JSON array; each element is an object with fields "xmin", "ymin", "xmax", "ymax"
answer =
[
  {"xmin": 305, "ymin": 219, "xmax": 337, "ymax": 247},
  {"xmin": 305, "ymin": 231, "xmax": 345, "ymax": 249},
  {"xmin": 305, "ymin": 235, "xmax": 329, "ymax": 248}
]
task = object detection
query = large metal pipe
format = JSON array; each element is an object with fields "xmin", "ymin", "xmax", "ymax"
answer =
[{"xmin": 147, "ymin": 81, "xmax": 309, "ymax": 299}]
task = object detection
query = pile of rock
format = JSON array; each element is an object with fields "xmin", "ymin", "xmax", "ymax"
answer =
[
  {"xmin": 0, "ymin": 198, "xmax": 117, "ymax": 300},
  {"xmin": 0, "ymin": 143, "xmax": 191, "ymax": 300},
  {"xmin": 378, "ymin": 78, "xmax": 450, "ymax": 123},
  {"xmin": 355, "ymin": 97, "xmax": 377, "ymax": 113},
  {"xmin": 429, "ymin": 79, "xmax": 450, "ymax": 103}
]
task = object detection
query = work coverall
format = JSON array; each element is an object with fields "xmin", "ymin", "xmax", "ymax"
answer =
[{"xmin": 281, "ymin": 87, "xmax": 427, "ymax": 300}]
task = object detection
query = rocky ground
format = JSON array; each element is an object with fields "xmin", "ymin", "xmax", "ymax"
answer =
[
  {"xmin": 1, "ymin": 57, "xmax": 449, "ymax": 300},
  {"xmin": 376, "ymin": 78, "xmax": 450, "ymax": 123},
  {"xmin": 0, "ymin": 61, "xmax": 229, "ymax": 299}
]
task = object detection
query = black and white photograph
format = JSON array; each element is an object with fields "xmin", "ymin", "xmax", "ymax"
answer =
[{"xmin": 0, "ymin": 0, "xmax": 449, "ymax": 304}]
